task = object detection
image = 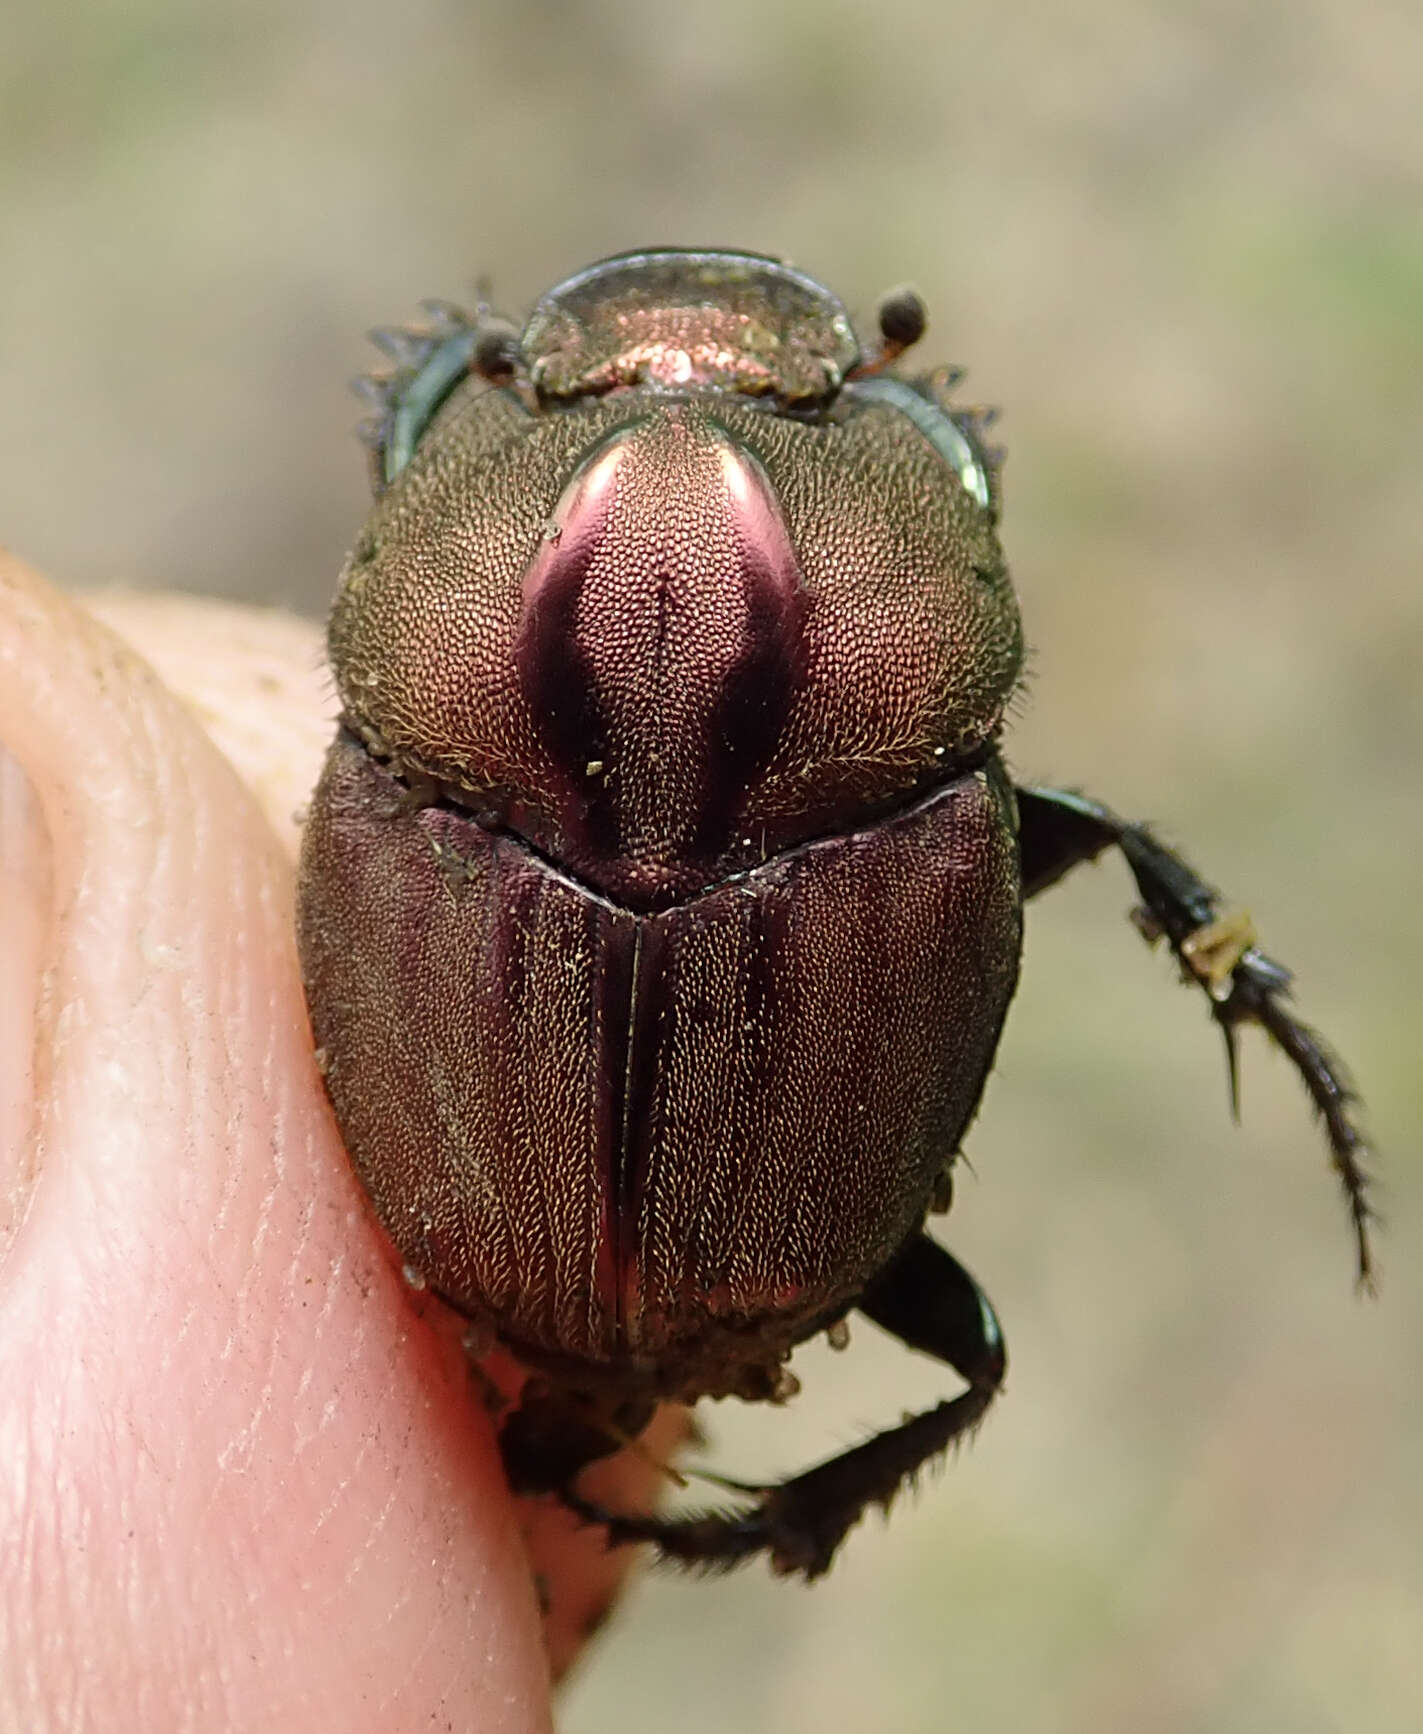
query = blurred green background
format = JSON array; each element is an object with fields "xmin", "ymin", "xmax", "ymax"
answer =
[{"xmin": 2, "ymin": 3, "xmax": 1418, "ymax": 1729}]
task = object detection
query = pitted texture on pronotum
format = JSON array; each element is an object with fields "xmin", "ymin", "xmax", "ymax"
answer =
[
  {"xmin": 299, "ymin": 736, "xmax": 1020, "ymax": 1394},
  {"xmin": 515, "ymin": 413, "xmax": 806, "ymax": 889},
  {"xmin": 329, "ymin": 387, "xmax": 1022, "ymax": 905}
]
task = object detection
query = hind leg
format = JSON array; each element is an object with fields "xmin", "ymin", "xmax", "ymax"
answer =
[{"xmin": 562, "ymin": 1233, "xmax": 1006, "ymax": 1579}]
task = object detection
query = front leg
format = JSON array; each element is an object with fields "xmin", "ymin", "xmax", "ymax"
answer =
[
  {"xmin": 1016, "ymin": 784, "xmax": 1376, "ymax": 1286},
  {"xmin": 563, "ymin": 1234, "xmax": 1007, "ymax": 1579}
]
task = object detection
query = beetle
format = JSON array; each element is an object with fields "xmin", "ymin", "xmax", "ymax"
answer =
[{"xmin": 296, "ymin": 247, "xmax": 1374, "ymax": 1579}]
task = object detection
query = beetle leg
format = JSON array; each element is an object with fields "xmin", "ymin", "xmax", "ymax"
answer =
[
  {"xmin": 561, "ymin": 1234, "xmax": 1005, "ymax": 1579},
  {"xmin": 500, "ymin": 1386, "xmax": 657, "ymax": 1495},
  {"xmin": 1015, "ymin": 784, "xmax": 1376, "ymax": 1287}
]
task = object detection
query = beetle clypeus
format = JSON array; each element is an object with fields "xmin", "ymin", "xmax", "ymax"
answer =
[{"xmin": 296, "ymin": 248, "xmax": 1374, "ymax": 1579}]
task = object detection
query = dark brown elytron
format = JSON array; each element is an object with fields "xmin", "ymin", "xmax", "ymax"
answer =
[{"xmin": 297, "ymin": 249, "xmax": 1373, "ymax": 1578}]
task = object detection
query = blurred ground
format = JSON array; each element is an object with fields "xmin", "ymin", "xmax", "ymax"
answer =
[{"xmin": 2, "ymin": 3, "xmax": 1418, "ymax": 1730}]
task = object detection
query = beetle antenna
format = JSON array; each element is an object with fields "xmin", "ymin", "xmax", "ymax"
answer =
[
  {"xmin": 876, "ymin": 285, "xmax": 927, "ymax": 357},
  {"xmin": 849, "ymin": 285, "xmax": 928, "ymax": 378}
]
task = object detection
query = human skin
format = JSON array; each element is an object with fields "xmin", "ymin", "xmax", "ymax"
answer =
[{"xmin": 0, "ymin": 554, "xmax": 666, "ymax": 1732}]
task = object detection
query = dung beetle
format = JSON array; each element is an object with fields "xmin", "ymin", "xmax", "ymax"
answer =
[{"xmin": 296, "ymin": 248, "xmax": 1374, "ymax": 1579}]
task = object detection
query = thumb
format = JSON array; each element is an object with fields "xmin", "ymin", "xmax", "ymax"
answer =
[{"xmin": 0, "ymin": 555, "xmax": 552, "ymax": 1732}]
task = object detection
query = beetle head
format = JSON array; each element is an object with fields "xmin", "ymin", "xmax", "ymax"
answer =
[{"xmin": 523, "ymin": 247, "xmax": 861, "ymax": 408}]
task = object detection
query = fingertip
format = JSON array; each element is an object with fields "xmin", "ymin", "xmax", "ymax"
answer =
[{"xmin": 84, "ymin": 589, "xmax": 335, "ymax": 860}]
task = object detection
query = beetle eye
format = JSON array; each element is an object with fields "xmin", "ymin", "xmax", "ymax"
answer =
[{"xmin": 850, "ymin": 376, "xmax": 994, "ymax": 515}]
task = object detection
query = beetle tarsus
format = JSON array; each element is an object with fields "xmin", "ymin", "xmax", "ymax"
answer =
[
  {"xmin": 562, "ymin": 1235, "xmax": 1006, "ymax": 1578},
  {"xmin": 1016, "ymin": 784, "xmax": 1377, "ymax": 1286},
  {"xmin": 1224, "ymin": 968, "xmax": 1376, "ymax": 1292}
]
